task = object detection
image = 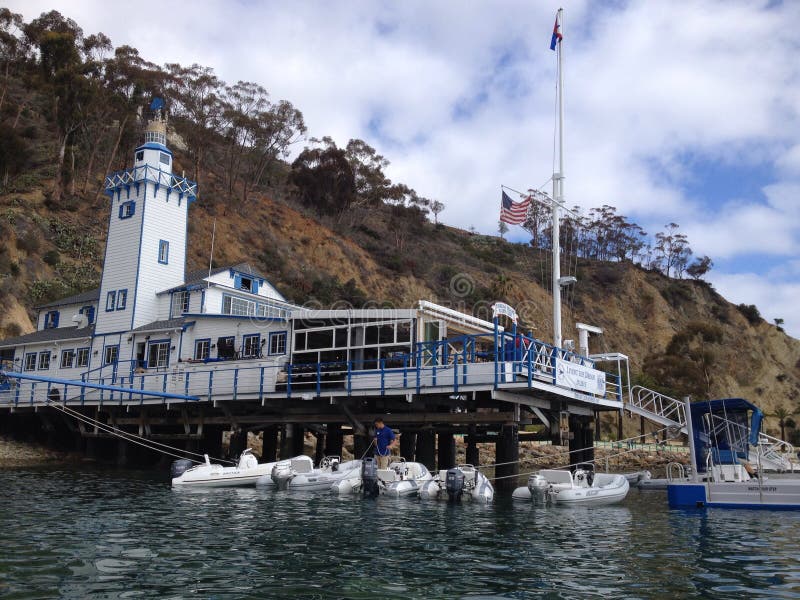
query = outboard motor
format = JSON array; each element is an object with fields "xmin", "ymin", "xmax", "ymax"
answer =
[
  {"xmin": 362, "ymin": 457, "xmax": 380, "ymax": 498},
  {"xmin": 445, "ymin": 467, "xmax": 466, "ymax": 502},
  {"xmin": 170, "ymin": 459, "xmax": 194, "ymax": 480},
  {"xmin": 527, "ymin": 473, "xmax": 550, "ymax": 505}
]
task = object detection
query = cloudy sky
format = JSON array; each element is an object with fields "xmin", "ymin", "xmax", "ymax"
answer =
[{"xmin": 10, "ymin": 0, "xmax": 800, "ymax": 338}]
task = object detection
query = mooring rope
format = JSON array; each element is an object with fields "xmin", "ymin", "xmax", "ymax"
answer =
[
  {"xmin": 49, "ymin": 402, "xmax": 236, "ymax": 464},
  {"xmin": 475, "ymin": 424, "xmax": 674, "ymax": 471}
]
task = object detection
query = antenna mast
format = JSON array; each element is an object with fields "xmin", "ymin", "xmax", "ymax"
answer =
[{"xmin": 552, "ymin": 7, "xmax": 565, "ymax": 349}]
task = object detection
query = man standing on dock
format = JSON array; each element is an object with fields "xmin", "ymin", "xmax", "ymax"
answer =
[{"xmin": 374, "ymin": 418, "xmax": 397, "ymax": 469}]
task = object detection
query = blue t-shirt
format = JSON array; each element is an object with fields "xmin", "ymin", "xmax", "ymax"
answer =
[{"xmin": 375, "ymin": 426, "xmax": 395, "ymax": 456}]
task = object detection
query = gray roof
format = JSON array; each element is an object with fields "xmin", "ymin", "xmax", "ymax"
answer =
[
  {"xmin": 0, "ymin": 325, "xmax": 94, "ymax": 349},
  {"xmin": 159, "ymin": 262, "xmax": 269, "ymax": 294},
  {"xmin": 131, "ymin": 318, "xmax": 188, "ymax": 333},
  {"xmin": 36, "ymin": 288, "xmax": 100, "ymax": 310}
]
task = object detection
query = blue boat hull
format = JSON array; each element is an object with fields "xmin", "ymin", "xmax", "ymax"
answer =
[{"xmin": 668, "ymin": 480, "xmax": 800, "ymax": 509}]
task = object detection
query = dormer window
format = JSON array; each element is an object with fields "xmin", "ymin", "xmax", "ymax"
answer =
[
  {"xmin": 136, "ymin": 151, "xmax": 144, "ymax": 162},
  {"xmin": 240, "ymin": 277, "xmax": 252, "ymax": 292},
  {"xmin": 44, "ymin": 311, "xmax": 59, "ymax": 329}
]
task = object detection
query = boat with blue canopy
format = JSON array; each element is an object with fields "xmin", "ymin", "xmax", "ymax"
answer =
[{"xmin": 668, "ymin": 397, "xmax": 800, "ymax": 509}]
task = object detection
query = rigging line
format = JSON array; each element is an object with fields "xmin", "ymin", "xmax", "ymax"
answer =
[
  {"xmin": 476, "ymin": 425, "xmax": 674, "ymax": 469},
  {"xmin": 47, "ymin": 402, "xmax": 203, "ymax": 464},
  {"xmin": 53, "ymin": 402, "xmax": 236, "ymax": 464}
]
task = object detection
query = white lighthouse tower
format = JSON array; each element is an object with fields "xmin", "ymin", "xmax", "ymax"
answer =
[{"xmin": 95, "ymin": 101, "xmax": 196, "ymax": 336}]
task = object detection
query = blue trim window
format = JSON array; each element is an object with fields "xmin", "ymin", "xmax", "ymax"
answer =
[
  {"xmin": 79, "ymin": 306, "xmax": 95, "ymax": 324},
  {"xmin": 116, "ymin": 289, "xmax": 128, "ymax": 311},
  {"xmin": 159, "ymin": 152, "xmax": 171, "ymax": 166},
  {"xmin": 76, "ymin": 347, "xmax": 90, "ymax": 368},
  {"xmin": 119, "ymin": 201, "xmax": 136, "ymax": 219},
  {"xmin": 158, "ymin": 240, "xmax": 169, "ymax": 264},
  {"xmin": 44, "ymin": 310, "xmax": 59, "ymax": 329},
  {"xmin": 242, "ymin": 334, "xmax": 261, "ymax": 358},
  {"xmin": 106, "ymin": 291, "xmax": 116, "ymax": 312},
  {"xmin": 173, "ymin": 291, "xmax": 190, "ymax": 316},
  {"xmin": 24, "ymin": 352, "xmax": 36, "ymax": 371},
  {"xmin": 147, "ymin": 340, "xmax": 170, "ymax": 369},
  {"xmin": 135, "ymin": 150, "xmax": 144, "ymax": 162},
  {"xmin": 60, "ymin": 349, "xmax": 75, "ymax": 369},
  {"xmin": 217, "ymin": 336, "xmax": 235, "ymax": 360},
  {"xmin": 37, "ymin": 351, "xmax": 51, "ymax": 370},
  {"xmin": 269, "ymin": 331, "xmax": 287, "ymax": 355},
  {"xmin": 194, "ymin": 339, "xmax": 210, "ymax": 361},
  {"xmin": 103, "ymin": 345, "xmax": 119, "ymax": 366}
]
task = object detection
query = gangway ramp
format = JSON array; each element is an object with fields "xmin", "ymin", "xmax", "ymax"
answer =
[
  {"xmin": 626, "ymin": 385, "xmax": 796, "ymax": 472},
  {"xmin": 627, "ymin": 385, "xmax": 687, "ymax": 432}
]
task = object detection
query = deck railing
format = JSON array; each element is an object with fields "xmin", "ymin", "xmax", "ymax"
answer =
[{"xmin": 0, "ymin": 334, "xmax": 621, "ymax": 407}]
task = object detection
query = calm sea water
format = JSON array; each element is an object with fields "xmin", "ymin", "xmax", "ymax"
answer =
[{"xmin": 2, "ymin": 467, "xmax": 800, "ymax": 599}]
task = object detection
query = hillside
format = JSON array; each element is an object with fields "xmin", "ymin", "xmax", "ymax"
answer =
[{"xmin": 1, "ymin": 9, "xmax": 799, "ymax": 442}]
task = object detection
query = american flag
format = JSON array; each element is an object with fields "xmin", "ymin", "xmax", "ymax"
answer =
[{"xmin": 500, "ymin": 191, "xmax": 531, "ymax": 225}]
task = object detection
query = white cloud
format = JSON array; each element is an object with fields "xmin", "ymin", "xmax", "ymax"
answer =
[
  {"xmin": 7, "ymin": 0, "xmax": 800, "ymax": 325},
  {"xmin": 709, "ymin": 271, "xmax": 800, "ymax": 340}
]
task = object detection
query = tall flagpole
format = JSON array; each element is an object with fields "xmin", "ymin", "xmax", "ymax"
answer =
[{"xmin": 552, "ymin": 7, "xmax": 565, "ymax": 349}]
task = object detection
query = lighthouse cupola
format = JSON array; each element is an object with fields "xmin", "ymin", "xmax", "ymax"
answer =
[{"xmin": 134, "ymin": 98, "xmax": 172, "ymax": 174}]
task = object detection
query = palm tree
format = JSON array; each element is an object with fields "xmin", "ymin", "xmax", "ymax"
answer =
[{"xmin": 772, "ymin": 405, "xmax": 793, "ymax": 442}]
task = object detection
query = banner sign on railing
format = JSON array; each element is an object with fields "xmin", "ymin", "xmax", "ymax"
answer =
[
  {"xmin": 491, "ymin": 302, "xmax": 518, "ymax": 324},
  {"xmin": 554, "ymin": 358, "xmax": 606, "ymax": 396}
]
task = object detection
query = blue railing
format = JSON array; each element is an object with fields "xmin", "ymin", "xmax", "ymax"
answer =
[{"xmin": 0, "ymin": 333, "xmax": 622, "ymax": 407}]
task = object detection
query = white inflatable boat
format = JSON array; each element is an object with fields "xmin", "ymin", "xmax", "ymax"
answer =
[
  {"xmin": 269, "ymin": 455, "xmax": 363, "ymax": 491},
  {"xmin": 171, "ymin": 449, "xmax": 274, "ymax": 488},
  {"xmin": 419, "ymin": 464, "xmax": 494, "ymax": 503},
  {"xmin": 332, "ymin": 457, "xmax": 433, "ymax": 497},
  {"xmin": 513, "ymin": 466, "xmax": 629, "ymax": 506}
]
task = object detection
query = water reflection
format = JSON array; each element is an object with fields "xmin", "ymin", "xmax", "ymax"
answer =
[{"xmin": 2, "ymin": 468, "xmax": 800, "ymax": 598}]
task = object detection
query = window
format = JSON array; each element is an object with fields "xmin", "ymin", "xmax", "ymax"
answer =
[
  {"xmin": 194, "ymin": 339, "xmax": 210, "ymax": 361},
  {"xmin": 44, "ymin": 311, "xmax": 59, "ymax": 329},
  {"xmin": 173, "ymin": 291, "xmax": 190, "ymax": 316},
  {"xmin": 79, "ymin": 306, "xmax": 95, "ymax": 325},
  {"xmin": 159, "ymin": 152, "xmax": 171, "ymax": 166},
  {"xmin": 119, "ymin": 201, "xmax": 136, "ymax": 219},
  {"xmin": 217, "ymin": 336, "xmax": 235, "ymax": 359},
  {"xmin": 103, "ymin": 345, "xmax": 119, "ymax": 366},
  {"xmin": 60, "ymin": 349, "xmax": 75, "ymax": 369},
  {"xmin": 242, "ymin": 334, "xmax": 260, "ymax": 358},
  {"xmin": 76, "ymin": 348, "xmax": 90, "ymax": 368},
  {"xmin": 136, "ymin": 150, "xmax": 144, "ymax": 162},
  {"xmin": 239, "ymin": 277, "xmax": 252, "ymax": 292},
  {"xmin": 106, "ymin": 291, "xmax": 116, "ymax": 312},
  {"xmin": 269, "ymin": 332, "xmax": 287, "ymax": 355},
  {"xmin": 147, "ymin": 341, "xmax": 170, "ymax": 369},
  {"xmin": 116, "ymin": 289, "xmax": 127, "ymax": 311},
  {"xmin": 24, "ymin": 353, "xmax": 36, "ymax": 371},
  {"xmin": 158, "ymin": 240, "xmax": 169, "ymax": 264},
  {"xmin": 38, "ymin": 351, "xmax": 51, "ymax": 370},
  {"xmin": 223, "ymin": 295, "xmax": 255, "ymax": 316}
]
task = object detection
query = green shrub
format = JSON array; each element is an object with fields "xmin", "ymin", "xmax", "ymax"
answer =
[
  {"xmin": 736, "ymin": 303, "xmax": 762, "ymax": 325},
  {"xmin": 43, "ymin": 250, "xmax": 60, "ymax": 266}
]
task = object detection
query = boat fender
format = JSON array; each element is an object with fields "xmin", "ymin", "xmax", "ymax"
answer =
[
  {"xmin": 446, "ymin": 467, "xmax": 465, "ymax": 502},
  {"xmin": 362, "ymin": 457, "xmax": 380, "ymax": 498},
  {"xmin": 171, "ymin": 459, "xmax": 194, "ymax": 480}
]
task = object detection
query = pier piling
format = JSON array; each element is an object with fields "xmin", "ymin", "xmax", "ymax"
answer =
[
  {"xmin": 437, "ymin": 432, "xmax": 455, "ymax": 470},
  {"xmin": 399, "ymin": 431, "xmax": 416, "ymax": 461},
  {"xmin": 324, "ymin": 424, "xmax": 343, "ymax": 458},
  {"xmin": 415, "ymin": 430, "xmax": 436, "ymax": 471},
  {"xmin": 494, "ymin": 425, "xmax": 519, "ymax": 492}
]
